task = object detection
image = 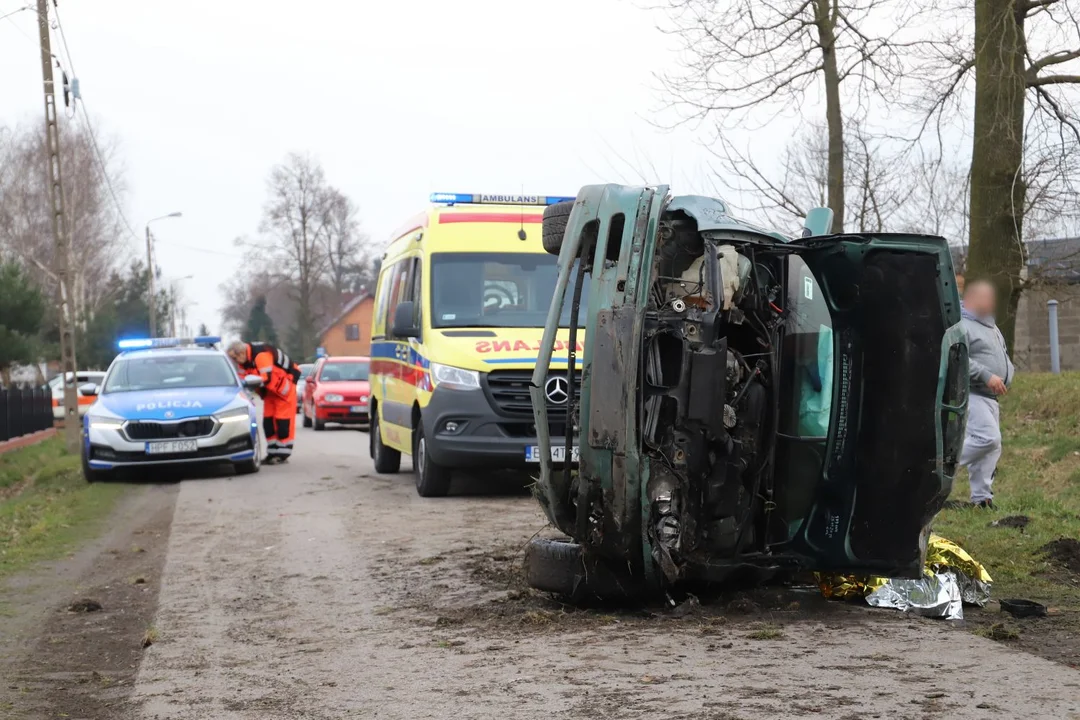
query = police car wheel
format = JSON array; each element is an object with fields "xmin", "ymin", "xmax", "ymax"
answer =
[
  {"xmin": 542, "ymin": 200, "xmax": 574, "ymax": 255},
  {"xmin": 413, "ymin": 424, "xmax": 451, "ymax": 497},
  {"xmin": 81, "ymin": 452, "xmax": 113, "ymax": 484},
  {"xmin": 371, "ymin": 412, "xmax": 401, "ymax": 474}
]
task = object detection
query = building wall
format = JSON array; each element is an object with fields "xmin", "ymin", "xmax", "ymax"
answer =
[
  {"xmin": 319, "ymin": 298, "xmax": 374, "ymax": 357},
  {"xmin": 1013, "ymin": 284, "xmax": 1080, "ymax": 372}
]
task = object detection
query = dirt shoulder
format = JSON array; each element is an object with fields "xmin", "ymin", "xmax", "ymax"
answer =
[{"xmin": 0, "ymin": 483, "xmax": 177, "ymax": 720}]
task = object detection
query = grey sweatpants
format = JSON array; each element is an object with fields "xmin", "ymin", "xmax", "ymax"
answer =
[{"xmin": 959, "ymin": 394, "xmax": 1002, "ymax": 503}]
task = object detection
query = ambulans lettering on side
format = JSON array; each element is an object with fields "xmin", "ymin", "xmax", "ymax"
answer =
[{"xmin": 368, "ymin": 192, "xmax": 585, "ymax": 497}]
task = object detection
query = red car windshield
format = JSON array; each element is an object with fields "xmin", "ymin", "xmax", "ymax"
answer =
[{"xmin": 319, "ymin": 361, "xmax": 369, "ymax": 382}]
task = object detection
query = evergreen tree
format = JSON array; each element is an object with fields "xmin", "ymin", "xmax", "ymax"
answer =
[
  {"xmin": 243, "ymin": 296, "xmax": 278, "ymax": 344},
  {"xmin": 0, "ymin": 261, "xmax": 46, "ymax": 372}
]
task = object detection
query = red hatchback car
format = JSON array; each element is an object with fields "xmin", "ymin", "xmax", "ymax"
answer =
[{"xmin": 301, "ymin": 356, "xmax": 371, "ymax": 431}]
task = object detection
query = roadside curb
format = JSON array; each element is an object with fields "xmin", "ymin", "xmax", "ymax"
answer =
[{"xmin": 0, "ymin": 429, "xmax": 58, "ymax": 456}]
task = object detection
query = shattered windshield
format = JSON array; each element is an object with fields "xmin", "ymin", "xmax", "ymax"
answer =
[{"xmin": 429, "ymin": 252, "xmax": 588, "ymax": 330}]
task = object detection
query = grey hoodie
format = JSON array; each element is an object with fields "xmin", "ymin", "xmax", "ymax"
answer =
[{"xmin": 962, "ymin": 309, "xmax": 1014, "ymax": 400}]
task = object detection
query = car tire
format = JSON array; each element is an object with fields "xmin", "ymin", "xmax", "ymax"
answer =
[
  {"xmin": 371, "ymin": 412, "xmax": 401, "ymax": 474},
  {"xmin": 413, "ymin": 423, "xmax": 451, "ymax": 497},
  {"xmin": 542, "ymin": 200, "xmax": 574, "ymax": 255},
  {"xmin": 81, "ymin": 452, "xmax": 113, "ymax": 484},
  {"xmin": 313, "ymin": 418, "xmax": 325, "ymax": 431},
  {"xmin": 302, "ymin": 406, "xmax": 312, "ymax": 428},
  {"xmin": 524, "ymin": 537, "xmax": 639, "ymax": 602},
  {"xmin": 233, "ymin": 455, "xmax": 260, "ymax": 475}
]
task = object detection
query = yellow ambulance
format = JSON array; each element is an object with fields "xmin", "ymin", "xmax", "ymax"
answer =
[{"xmin": 369, "ymin": 192, "xmax": 584, "ymax": 497}]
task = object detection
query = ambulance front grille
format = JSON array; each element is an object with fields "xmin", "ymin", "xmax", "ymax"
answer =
[{"xmin": 484, "ymin": 370, "xmax": 582, "ymax": 417}]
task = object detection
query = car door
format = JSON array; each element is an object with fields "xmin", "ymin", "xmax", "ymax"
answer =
[
  {"xmin": 305, "ymin": 359, "xmax": 324, "ymax": 417},
  {"xmin": 781, "ymin": 234, "xmax": 968, "ymax": 578}
]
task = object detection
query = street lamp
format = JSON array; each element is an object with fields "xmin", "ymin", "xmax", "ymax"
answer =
[{"xmin": 146, "ymin": 212, "xmax": 183, "ymax": 336}]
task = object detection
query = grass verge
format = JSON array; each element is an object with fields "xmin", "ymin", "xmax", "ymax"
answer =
[
  {"xmin": 934, "ymin": 372, "xmax": 1080, "ymax": 607},
  {"xmin": 0, "ymin": 436, "xmax": 128, "ymax": 578}
]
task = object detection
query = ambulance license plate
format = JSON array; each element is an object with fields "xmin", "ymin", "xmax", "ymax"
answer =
[
  {"xmin": 526, "ymin": 445, "xmax": 579, "ymax": 463},
  {"xmin": 145, "ymin": 440, "xmax": 198, "ymax": 455}
]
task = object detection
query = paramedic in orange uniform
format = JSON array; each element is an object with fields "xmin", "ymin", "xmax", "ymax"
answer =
[{"xmin": 227, "ymin": 341, "xmax": 301, "ymax": 464}]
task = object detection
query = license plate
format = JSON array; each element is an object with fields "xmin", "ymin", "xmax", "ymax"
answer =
[
  {"xmin": 526, "ymin": 445, "xmax": 579, "ymax": 463},
  {"xmin": 145, "ymin": 440, "xmax": 198, "ymax": 455},
  {"xmin": 350, "ymin": 406, "xmax": 367, "ymax": 413}
]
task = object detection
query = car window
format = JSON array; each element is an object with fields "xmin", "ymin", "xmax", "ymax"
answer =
[
  {"xmin": 299, "ymin": 364, "xmax": 315, "ymax": 379},
  {"xmin": 104, "ymin": 355, "xmax": 238, "ymax": 393},
  {"xmin": 318, "ymin": 361, "xmax": 370, "ymax": 382},
  {"xmin": 782, "ymin": 257, "xmax": 833, "ymax": 437}
]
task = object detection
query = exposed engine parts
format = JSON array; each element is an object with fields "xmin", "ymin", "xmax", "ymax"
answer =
[{"xmin": 643, "ymin": 214, "xmax": 785, "ymax": 583}]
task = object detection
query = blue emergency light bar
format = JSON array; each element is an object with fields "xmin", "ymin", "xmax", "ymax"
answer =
[
  {"xmin": 429, "ymin": 192, "xmax": 576, "ymax": 206},
  {"xmin": 117, "ymin": 336, "xmax": 222, "ymax": 350}
]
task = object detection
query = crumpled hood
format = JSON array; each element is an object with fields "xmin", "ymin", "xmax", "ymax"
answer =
[{"xmin": 95, "ymin": 387, "xmax": 243, "ymax": 420}]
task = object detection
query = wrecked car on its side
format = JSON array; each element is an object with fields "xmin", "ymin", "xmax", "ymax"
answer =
[{"xmin": 524, "ymin": 184, "xmax": 968, "ymax": 600}]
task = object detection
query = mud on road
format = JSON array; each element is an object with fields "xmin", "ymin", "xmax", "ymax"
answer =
[{"xmin": 3, "ymin": 425, "xmax": 1080, "ymax": 719}]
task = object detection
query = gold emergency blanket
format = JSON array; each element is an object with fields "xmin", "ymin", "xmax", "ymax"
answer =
[{"xmin": 815, "ymin": 534, "xmax": 993, "ymax": 620}]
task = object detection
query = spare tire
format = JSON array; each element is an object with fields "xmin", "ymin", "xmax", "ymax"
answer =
[
  {"xmin": 524, "ymin": 537, "xmax": 642, "ymax": 602},
  {"xmin": 542, "ymin": 200, "xmax": 574, "ymax": 255}
]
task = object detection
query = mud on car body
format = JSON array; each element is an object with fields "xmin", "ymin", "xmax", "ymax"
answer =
[{"xmin": 526, "ymin": 185, "xmax": 969, "ymax": 600}]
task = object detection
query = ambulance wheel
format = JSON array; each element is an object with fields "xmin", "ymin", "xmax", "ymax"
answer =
[
  {"xmin": 413, "ymin": 424, "xmax": 451, "ymax": 498},
  {"xmin": 371, "ymin": 412, "xmax": 401, "ymax": 474},
  {"xmin": 542, "ymin": 200, "xmax": 574, "ymax": 255}
]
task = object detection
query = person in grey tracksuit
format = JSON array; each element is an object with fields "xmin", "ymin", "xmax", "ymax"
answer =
[{"xmin": 959, "ymin": 280, "xmax": 1014, "ymax": 508}]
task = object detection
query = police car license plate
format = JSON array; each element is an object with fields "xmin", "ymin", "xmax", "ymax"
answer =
[
  {"xmin": 350, "ymin": 405, "xmax": 366, "ymax": 413},
  {"xmin": 526, "ymin": 445, "xmax": 579, "ymax": 463},
  {"xmin": 145, "ymin": 440, "xmax": 198, "ymax": 455}
]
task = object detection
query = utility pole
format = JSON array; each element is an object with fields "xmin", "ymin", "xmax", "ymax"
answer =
[
  {"xmin": 146, "ymin": 226, "xmax": 157, "ymax": 336},
  {"xmin": 37, "ymin": 0, "xmax": 80, "ymax": 453}
]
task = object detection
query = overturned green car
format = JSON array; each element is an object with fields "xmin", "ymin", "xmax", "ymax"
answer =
[{"xmin": 525, "ymin": 184, "xmax": 968, "ymax": 600}]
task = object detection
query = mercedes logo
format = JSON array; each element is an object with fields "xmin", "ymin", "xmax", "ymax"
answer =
[{"xmin": 544, "ymin": 376, "xmax": 569, "ymax": 405}]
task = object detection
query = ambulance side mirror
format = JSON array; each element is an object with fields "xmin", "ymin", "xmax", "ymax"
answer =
[{"xmin": 392, "ymin": 301, "xmax": 420, "ymax": 339}]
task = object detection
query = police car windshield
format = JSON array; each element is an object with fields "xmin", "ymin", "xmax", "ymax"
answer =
[
  {"xmin": 430, "ymin": 252, "xmax": 588, "ymax": 329},
  {"xmin": 103, "ymin": 354, "xmax": 238, "ymax": 393},
  {"xmin": 319, "ymin": 361, "xmax": 369, "ymax": 381}
]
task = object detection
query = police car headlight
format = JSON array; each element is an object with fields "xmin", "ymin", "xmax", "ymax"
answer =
[
  {"xmin": 430, "ymin": 362, "xmax": 480, "ymax": 390},
  {"xmin": 87, "ymin": 415, "xmax": 124, "ymax": 430},
  {"xmin": 323, "ymin": 393, "xmax": 344, "ymax": 403},
  {"xmin": 216, "ymin": 407, "xmax": 251, "ymax": 424}
]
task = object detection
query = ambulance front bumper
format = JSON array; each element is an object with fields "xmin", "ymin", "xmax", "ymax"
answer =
[{"xmin": 420, "ymin": 385, "xmax": 572, "ymax": 469}]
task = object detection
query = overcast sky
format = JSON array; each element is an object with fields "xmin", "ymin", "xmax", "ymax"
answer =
[{"xmin": 0, "ymin": 0, "xmax": 737, "ymax": 336}]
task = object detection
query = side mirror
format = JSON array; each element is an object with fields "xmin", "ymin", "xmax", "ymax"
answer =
[
  {"xmin": 78, "ymin": 383, "xmax": 99, "ymax": 397},
  {"xmin": 243, "ymin": 375, "xmax": 264, "ymax": 389},
  {"xmin": 392, "ymin": 301, "xmax": 420, "ymax": 338}
]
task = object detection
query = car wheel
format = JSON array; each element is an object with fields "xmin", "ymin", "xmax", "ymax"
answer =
[
  {"xmin": 524, "ymin": 537, "xmax": 638, "ymax": 602},
  {"xmin": 413, "ymin": 423, "xmax": 451, "ymax": 497},
  {"xmin": 542, "ymin": 200, "xmax": 574, "ymax": 255},
  {"xmin": 313, "ymin": 417, "xmax": 325, "ymax": 431},
  {"xmin": 302, "ymin": 405, "xmax": 312, "ymax": 428},
  {"xmin": 371, "ymin": 412, "xmax": 401, "ymax": 474},
  {"xmin": 81, "ymin": 452, "xmax": 113, "ymax": 484},
  {"xmin": 234, "ymin": 455, "xmax": 261, "ymax": 475}
]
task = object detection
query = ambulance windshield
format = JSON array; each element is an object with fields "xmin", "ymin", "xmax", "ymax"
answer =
[
  {"xmin": 430, "ymin": 252, "xmax": 588, "ymax": 329},
  {"xmin": 104, "ymin": 354, "xmax": 238, "ymax": 393}
]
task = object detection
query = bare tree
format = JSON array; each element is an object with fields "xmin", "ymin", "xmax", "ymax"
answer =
[
  {"xmin": 321, "ymin": 189, "xmax": 374, "ymax": 296},
  {"xmin": 658, "ymin": 0, "xmax": 936, "ymax": 232}
]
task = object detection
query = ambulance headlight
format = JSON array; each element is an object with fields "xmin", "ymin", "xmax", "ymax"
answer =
[
  {"xmin": 430, "ymin": 362, "xmax": 480, "ymax": 391},
  {"xmin": 216, "ymin": 407, "xmax": 251, "ymax": 424}
]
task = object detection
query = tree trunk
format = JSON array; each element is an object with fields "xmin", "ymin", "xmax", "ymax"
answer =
[
  {"xmin": 818, "ymin": 0, "xmax": 845, "ymax": 233},
  {"xmin": 968, "ymin": 0, "xmax": 1027, "ymax": 351}
]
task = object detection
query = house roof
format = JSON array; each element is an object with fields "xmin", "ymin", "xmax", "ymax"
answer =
[
  {"xmin": 952, "ymin": 237, "xmax": 1080, "ymax": 282},
  {"xmin": 317, "ymin": 293, "xmax": 372, "ymax": 342}
]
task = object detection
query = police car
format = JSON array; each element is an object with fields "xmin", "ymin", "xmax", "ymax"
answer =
[{"xmin": 79, "ymin": 336, "xmax": 263, "ymax": 482}]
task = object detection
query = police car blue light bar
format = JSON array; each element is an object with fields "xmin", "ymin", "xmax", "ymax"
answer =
[
  {"xmin": 429, "ymin": 192, "xmax": 576, "ymax": 206},
  {"xmin": 117, "ymin": 336, "xmax": 222, "ymax": 350}
]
